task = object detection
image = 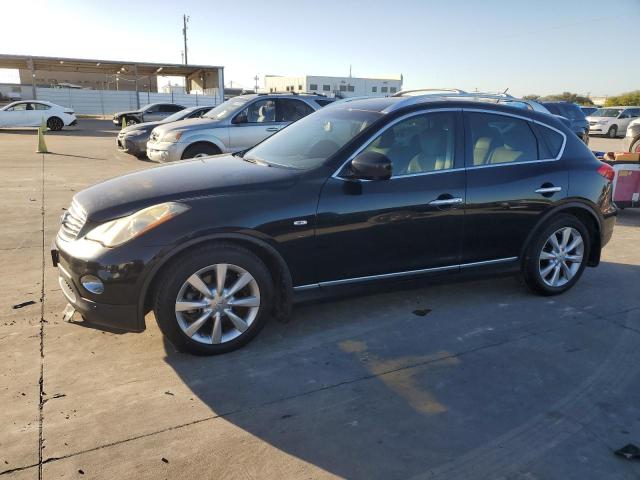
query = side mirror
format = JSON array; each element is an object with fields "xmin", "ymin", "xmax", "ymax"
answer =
[{"xmin": 350, "ymin": 151, "xmax": 392, "ymax": 180}]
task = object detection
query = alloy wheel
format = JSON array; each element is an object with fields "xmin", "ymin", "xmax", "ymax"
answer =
[
  {"xmin": 175, "ymin": 263, "xmax": 260, "ymax": 345},
  {"xmin": 538, "ymin": 227, "xmax": 584, "ymax": 287}
]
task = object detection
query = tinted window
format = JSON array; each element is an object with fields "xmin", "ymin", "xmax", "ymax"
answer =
[
  {"xmin": 162, "ymin": 104, "xmax": 183, "ymax": 112},
  {"xmin": 561, "ymin": 104, "xmax": 585, "ymax": 121},
  {"xmin": 360, "ymin": 112, "xmax": 457, "ymax": 176},
  {"xmin": 236, "ymin": 99, "xmax": 275, "ymax": 123},
  {"xmin": 315, "ymin": 99, "xmax": 334, "ymax": 107},
  {"xmin": 536, "ymin": 124, "xmax": 564, "ymax": 158},
  {"xmin": 543, "ymin": 103, "xmax": 561, "ymax": 115},
  {"xmin": 33, "ymin": 103, "xmax": 51, "ymax": 111},
  {"xmin": 468, "ymin": 112, "xmax": 538, "ymax": 166},
  {"xmin": 9, "ymin": 103, "xmax": 27, "ymax": 111},
  {"xmin": 275, "ymin": 99, "xmax": 314, "ymax": 122}
]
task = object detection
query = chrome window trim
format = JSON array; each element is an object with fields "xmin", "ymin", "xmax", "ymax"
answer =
[
  {"xmin": 330, "ymin": 107, "xmax": 567, "ymax": 182},
  {"xmin": 462, "ymin": 108, "xmax": 567, "ymax": 166},
  {"xmin": 331, "ymin": 108, "xmax": 463, "ymax": 182},
  {"xmin": 293, "ymin": 257, "xmax": 518, "ymax": 291}
]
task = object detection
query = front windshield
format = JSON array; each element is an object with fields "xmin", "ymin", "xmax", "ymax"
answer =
[
  {"xmin": 592, "ymin": 108, "xmax": 622, "ymax": 118},
  {"xmin": 203, "ymin": 97, "xmax": 249, "ymax": 120},
  {"xmin": 244, "ymin": 107, "xmax": 383, "ymax": 170},
  {"xmin": 162, "ymin": 108, "xmax": 198, "ymax": 123}
]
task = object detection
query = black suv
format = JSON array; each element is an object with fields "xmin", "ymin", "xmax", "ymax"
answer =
[
  {"xmin": 53, "ymin": 93, "xmax": 617, "ymax": 355},
  {"xmin": 542, "ymin": 102, "xmax": 590, "ymax": 144}
]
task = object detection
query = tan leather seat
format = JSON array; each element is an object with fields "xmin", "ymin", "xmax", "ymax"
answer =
[{"xmin": 405, "ymin": 128, "xmax": 451, "ymax": 174}]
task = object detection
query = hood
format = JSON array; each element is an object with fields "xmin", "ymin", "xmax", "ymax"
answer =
[
  {"xmin": 151, "ymin": 117, "xmax": 219, "ymax": 136},
  {"xmin": 73, "ymin": 154, "xmax": 298, "ymax": 223},
  {"xmin": 114, "ymin": 109, "xmax": 142, "ymax": 117},
  {"xmin": 586, "ymin": 116, "xmax": 610, "ymax": 122},
  {"xmin": 120, "ymin": 120, "xmax": 162, "ymax": 134}
]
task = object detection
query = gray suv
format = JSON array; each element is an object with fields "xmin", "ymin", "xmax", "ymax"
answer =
[{"xmin": 146, "ymin": 93, "xmax": 334, "ymax": 162}]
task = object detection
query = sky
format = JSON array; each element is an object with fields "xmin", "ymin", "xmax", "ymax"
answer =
[{"xmin": 1, "ymin": 0, "xmax": 638, "ymax": 97}]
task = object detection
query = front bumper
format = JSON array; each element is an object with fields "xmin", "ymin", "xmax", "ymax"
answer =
[
  {"xmin": 51, "ymin": 236, "xmax": 161, "ymax": 332},
  {"xmin": 146, "ymin": 141, "xmax": 183, "ymax": 163},
  {"xmin": 117, "ymin": 134, "xmax": 147, "ymax": 157}
]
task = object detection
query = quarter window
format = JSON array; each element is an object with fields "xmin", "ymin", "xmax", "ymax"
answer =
[
  {"xmin": 33, "ymin": 103, "xmax": 51, "ymax": 110},
  {"xmin": 359, "ymin": 112, "xmax": 457, "ymax": 177},
  {"xmin": 467, "ymin": 112, "xmax": 539, "ymax": 166},
  {"xmin": 536, "ymin": 124, "xmax": 564, "ymax": 158}
]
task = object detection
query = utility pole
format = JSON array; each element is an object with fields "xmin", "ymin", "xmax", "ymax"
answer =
[
  {"xmin": 182, "ymin": 14, "xmax": 190, "ymax": 65},
  {"xmin": 254, "ymin": 75, "xmax": 259, "ymax": 92}
]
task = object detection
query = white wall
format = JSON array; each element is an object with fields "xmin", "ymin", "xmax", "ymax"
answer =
[
  {"xmin": 33, "ymin": 87, "xmax": 220, "ymax": 115},
  {"xmin": 263, "ymin": 75, "xmax": 402, "ymax": 98}
]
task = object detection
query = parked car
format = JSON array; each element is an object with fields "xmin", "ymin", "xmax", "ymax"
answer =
[
  {"xmin": 117, "ymin": 105, "xmax": 213, "ymax": 159},
  {"xmin": 0, "ymin": 100, "xmax": 76, "ymax": 130},
  {"xmin": 52, "ymin": 93, "xmax": 617, "ymax": 355},
  {"xmin": 112, "ymin": 103, "xmax": 185, "ymax": 127},
  {"xmin": 542, "ymin": 102, "xmax": 589, "ymax": 144},
  {"xmin": 146, "ymin": 93, "xmax": 334, "ymax": 162},
  {"xmin": 624, "ymin": 117, "xmax": 640, "ymax": 153},
  {"xmin": 586, "ymin": 106, "xmax": 640, "ymax": 138},
  {"xmin": 580, "ymin": 106, "xmax": 598, "ymax": 117}
]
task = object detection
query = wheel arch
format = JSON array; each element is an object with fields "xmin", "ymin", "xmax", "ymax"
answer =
[
  {"xmin": 520, "ymin": 201, "xmax": 602, "ymax": 268},
  {"xmin": 138, "ymin": 233, "xmax": 293, "ymax": 329},
  {"xmin": 46, "ymin": 116, "xmax": 63, "ymax": 129}
]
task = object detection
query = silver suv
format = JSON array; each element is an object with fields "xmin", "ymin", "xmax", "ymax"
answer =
[{"xmin": 146, "ymin": 93, "xmax": 334, "ymax": 162}]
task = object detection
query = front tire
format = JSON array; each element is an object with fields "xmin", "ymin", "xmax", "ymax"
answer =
[
  {"xmin": 181, "ymin": 143, "xmax": 221, "ymax": 159},
  {"xmin": 153, "ymin": 244, "xmax": 273, "ymax": 355},
  {"xmin": 47, "ymin": 116, "xmax": 64, "ymax": 131},
  {"xmin": 607, "ymin": 125, "xmax": 618, "ymax": 138},
  {"xmin": 522, "ymin": 215, "xmax": 590, "ymax": 296}
]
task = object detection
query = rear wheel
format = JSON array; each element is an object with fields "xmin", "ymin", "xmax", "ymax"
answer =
[
  {"xmin": 46, "ymin": 116, "xmax": 64, "ymax": 131},
  {"xmin": 607, "ymin": 125, "xmax": 618, "ymax": 138},
  {"xmin": 181, "ymin": 143, "xmax": 221, "ymax": 159},
  {"xmin": 522, "ymin": 215, "xmax": 590, "ymax": 296},
  {"xmin": 153, "ymin": 244, "xmax": 273, "ymax": 355},
  {"xmin": 630, "ymin": 136, "xmax": 640, "ymax": 153}
]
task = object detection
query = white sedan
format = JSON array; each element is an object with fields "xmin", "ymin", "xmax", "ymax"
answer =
[{"xmin": 0, "ymin": 100, "xmax": 77, "ymax": 131}]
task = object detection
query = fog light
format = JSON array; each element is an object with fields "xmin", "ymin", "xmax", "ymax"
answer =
[{"xmin": 81, "ymin": 275, "xmax": 104, "ymax": 294}]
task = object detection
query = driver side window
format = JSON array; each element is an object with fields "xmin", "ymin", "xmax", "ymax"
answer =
[
  {"xmin": 359, "ymin": 112, "xmax": 457, "ymax": 177},
  {"xmin": 10, "ymin": 103, "xmax": 27, "ymax": 111}
]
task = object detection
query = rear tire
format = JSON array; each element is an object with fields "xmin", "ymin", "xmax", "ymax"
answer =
[
  {"xmin": 522, "ymin": 214, "xmax": 590, "ymax": 296},
  {"xmin": 46, "ymin": 116, "xmax": 64, "ymax": 131},
  {"xmin": 181, "ymin": 143, "xmax": 221, "ymax": 159},
  {"xmin": 607, "ymin": 125, "xmax": 618, "ymax": 138},
  {"xmin": 153, "ymin": 243, "xmax": 273, "ymax": 355},
  {"xmin": 630, "ymin": 136, "xmax": 640, "ymax": 153}
]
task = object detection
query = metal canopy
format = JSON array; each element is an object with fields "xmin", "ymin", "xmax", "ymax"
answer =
[{"xmin": 0, "ymin": 54, "xmax": 223, "ymax": 77}]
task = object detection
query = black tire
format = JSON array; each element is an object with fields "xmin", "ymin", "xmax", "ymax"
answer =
[
  {"xmin": 47, "ymin": 116, "xmax": 64, "ymax": 131},
  {"xmin": 153, "ymin": 243, "xmax": 274, "ymax": 355},
  {"xmin": 522, "ymin": 214, "xmax": 591, "ymax": 296},
  {"xmin": 181, "ymin": 143, "xmax": 221, "ymax": 160},
  {"xmin": 607, "ymin": 125, "xmax": 618, "ymax": 138},
  {"xmin": 630, "ymin": 136, "xmax": 640, "ymax": 153}
]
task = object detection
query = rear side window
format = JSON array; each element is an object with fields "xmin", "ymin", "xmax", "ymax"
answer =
[
  {"xmin": 467, "ymin": 112, "xmax": 538, "ymax": 166},
  {"xmin": 275, "ymin": 99, "xmax": 314, "ymax": 122},
  {"xmin": 535, "ymin": 124, "xmax": 564, "ymax": 158}
]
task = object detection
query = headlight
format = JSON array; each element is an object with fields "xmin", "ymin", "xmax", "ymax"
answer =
[
  {"xmin": 161, "ymin": 130, "xmax": 184, "ymax": 143},
  {"xmin": 598, "ymin": 120, "xmax": 608, "ymax": 125},
  {"xmin": 86, "ymin": 202, "xmax": 189, "ymax": 247}
]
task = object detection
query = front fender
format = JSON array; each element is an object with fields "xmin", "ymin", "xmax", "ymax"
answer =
[{"xmin": 181, "ymin": 128, "xmax": 229, "ymax": 153}]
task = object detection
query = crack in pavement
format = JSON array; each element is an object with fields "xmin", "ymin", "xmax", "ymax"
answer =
[
  {"xmin": 0, "ymin": 313, "xmax": 606, "ymax": 474},
  {"xmin": 38, "ymin": 152, "xmax": 45, "ymax": 480}
]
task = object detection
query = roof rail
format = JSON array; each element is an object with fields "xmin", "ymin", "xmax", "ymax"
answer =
[
  {"xmin": 392, "ymin": 88, "xmax": 467, "ymax": 97},
  {"xmin": 256, "ymin": 91, "xmax": 327, "ymax": 97}
]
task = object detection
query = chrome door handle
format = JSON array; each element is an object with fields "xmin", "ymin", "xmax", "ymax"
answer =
[
  {"xmin": 535, "ymin": 186, "xmax": 562, "ymax": 194},
  {"xmin": 265, "ymin": 127, "xmax": 280, "ymax": 132},
  {"xmin": 429, "ymin": 197, "xmax": 464, "ymax": 206}
]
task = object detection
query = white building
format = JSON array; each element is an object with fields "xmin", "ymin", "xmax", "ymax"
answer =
[{"xmin": 264, "ymin": 74, "xmax": 403, "ymax": 98}]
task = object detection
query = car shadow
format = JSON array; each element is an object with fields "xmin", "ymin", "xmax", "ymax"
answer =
[
  {"xmin": 0, "ymin": 119, "xmax": 118, "ymax": 137},
  {"xmin": 160, "ymin": 242, "xmax": 640, "ymax": 478}
]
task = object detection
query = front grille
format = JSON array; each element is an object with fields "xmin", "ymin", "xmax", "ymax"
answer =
[{"xmin": 58, "ymin": 200, "xmax": 87, "ymax": 241}]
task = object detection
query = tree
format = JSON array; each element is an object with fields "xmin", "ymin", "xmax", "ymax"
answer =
[
  {"xmin": 540, "ymin": 92, "xmax": 593, "ymax": 105},
  {"xmin": 522, "ymin": 94, "xmax": 540, "ymax": 101},
  {"xmin": 605, "ymin": 91, "xmax": 640, "ymax": 106}
]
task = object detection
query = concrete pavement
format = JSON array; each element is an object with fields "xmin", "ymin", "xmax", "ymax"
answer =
[{"xmin": 0, "ymin": 122, "xmax": 638, "ymax": 479}]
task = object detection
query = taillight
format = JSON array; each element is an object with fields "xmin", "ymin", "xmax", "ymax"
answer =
[{"xmin": 597, "ymin": 163, "xmax": 615, "ymax": 182}]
